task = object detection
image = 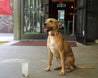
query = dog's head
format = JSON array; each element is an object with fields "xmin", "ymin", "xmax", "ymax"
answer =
[{"xmin": 44, "ymin": 18, "xmax": 61, "ymax": 32}]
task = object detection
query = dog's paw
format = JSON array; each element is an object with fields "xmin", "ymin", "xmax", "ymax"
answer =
[
  {"xmin": 59, "ymin": 72, "xmax": 65, "ymax": 75},
  {"xmin": 44, "ymin": 68, "xmax": 50, "ymax": 71},
  {"xmin": 66, "ymin": 69, "xmax": 71, "ymax": 72},
  {"xmin": 54, "ymin": 66, "xmax": 61, "ymax": 70}
]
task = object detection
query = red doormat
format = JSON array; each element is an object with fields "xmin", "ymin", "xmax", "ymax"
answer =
[{"xmin": 11, "ymin": 40, "xmax": 77, "ymax": 47}]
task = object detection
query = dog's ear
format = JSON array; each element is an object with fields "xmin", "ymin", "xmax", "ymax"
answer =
[
  {"xmin": 57, "ymin": 21, "xmax": 62, "ymax": 25},
  {"xmin": 57, "ymin": 21, "xmax": 62, "ymax": 29}
]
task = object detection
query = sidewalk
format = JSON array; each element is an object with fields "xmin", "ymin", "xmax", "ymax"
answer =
[
  {"xmin": 0, "ymin": 41, "xmax": 97, "ymax": 78},
  {"xmin": 0, "ymin": 33, "xmax": 13, "ymax": 41}
]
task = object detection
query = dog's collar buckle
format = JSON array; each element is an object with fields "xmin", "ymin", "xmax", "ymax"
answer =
[
  {"xmin": 50, "ymin": 33, "xmax": 55, "ymax": 36},
  {"xmin": 49, "ymin": 31, "xmax": 59, "ymax": 36}
]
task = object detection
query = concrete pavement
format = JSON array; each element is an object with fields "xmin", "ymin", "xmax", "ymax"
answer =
[{"xmin": 0, "ymin": 41, "xmax": 98, "ymax": 78}]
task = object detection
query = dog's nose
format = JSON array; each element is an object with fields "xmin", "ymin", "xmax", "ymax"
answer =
[{"xmin": 44, "ymin": 23, "xmax": 47, "ymax": 26}]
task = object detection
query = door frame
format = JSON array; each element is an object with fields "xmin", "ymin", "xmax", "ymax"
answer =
[
  {"xmin": 14, "ymin": 0, "xmax": 21, "ymax": 40},
  {"xmin": 76, "ymin": 0, "xmax": 87, "ymax": 44}
]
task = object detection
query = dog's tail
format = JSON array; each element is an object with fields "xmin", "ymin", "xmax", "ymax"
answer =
[{"xmin": 74, "ymin": 65, "xmax": 95, "ymax": 69}]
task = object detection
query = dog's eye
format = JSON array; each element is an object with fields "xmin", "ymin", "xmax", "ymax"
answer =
[{"xmin": 50, "ymin": 20, "xmax": 53, "ymax": 23}]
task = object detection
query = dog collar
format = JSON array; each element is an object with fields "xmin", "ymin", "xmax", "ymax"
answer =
[{"xmin": 49, "ymin": 31, "xmax": 59, "ymax": 36}]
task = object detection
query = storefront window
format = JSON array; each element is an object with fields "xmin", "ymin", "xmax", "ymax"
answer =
[{"xmin": 24, "ymin": 0, "xmax": 44, "ymax": 34}]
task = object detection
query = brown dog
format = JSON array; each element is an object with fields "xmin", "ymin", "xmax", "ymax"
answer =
[{"xmin": 44, "ymin": 18, "xmax": 94, "ymax": 75}]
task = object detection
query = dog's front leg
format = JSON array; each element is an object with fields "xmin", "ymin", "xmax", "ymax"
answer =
[
  {"xmin": 60, "ymin": 51, "xmax": 65, "ymax": 75},
  {"xmin": 45, "ymin": 49, "xmax": 53, "ymax": 71}
]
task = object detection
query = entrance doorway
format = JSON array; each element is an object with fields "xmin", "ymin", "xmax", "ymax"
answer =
[
  {"xmin": 49, "ymin": 0, "xmax": 88, "ymax": 44},
  {"xmin": 49, "ymin": 1, "xmax": 76, "ymax": 39}
]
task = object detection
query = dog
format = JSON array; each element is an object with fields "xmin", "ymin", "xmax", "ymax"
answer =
[{"xmin": 44, "ymin": 18, "xmax": 94, "ymax": 75}]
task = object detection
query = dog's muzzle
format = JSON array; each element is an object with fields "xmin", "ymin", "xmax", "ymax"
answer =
[
  {"xmin": 44, "ymin": 27, "xmax": 53, "ymax": 32},
  {"xmin": 44, "ymin": 23, "xmax": 53, "ymax": 32}
]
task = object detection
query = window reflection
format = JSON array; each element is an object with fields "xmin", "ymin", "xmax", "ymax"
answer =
[{"xmin": 24, "ymin": 0, "xmax": 44, "ymax": 34}]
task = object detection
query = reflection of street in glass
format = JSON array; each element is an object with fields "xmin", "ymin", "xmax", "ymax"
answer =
[{"xmin": 24, "ymin": 0, "xmax": 44, "ymax": 34}]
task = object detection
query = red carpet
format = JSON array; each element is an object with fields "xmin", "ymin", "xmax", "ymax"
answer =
[{"xmin": 12, "ymin": 40, "xmax": 77, "ymax": 47}]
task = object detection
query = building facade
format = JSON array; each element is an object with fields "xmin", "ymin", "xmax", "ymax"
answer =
[{"xmin": 1, "ymin": 0, "xmax": 97, "ymax": 44}]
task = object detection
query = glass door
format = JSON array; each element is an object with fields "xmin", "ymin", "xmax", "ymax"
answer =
[
  {"xmin": 58, "ymin": 10, "xmax": 66, "ymax": 34},
  {"xmin": 58, "ymin": 10, "xmax": 65, "ymax": 28},
  {"xmin": 21, "ymin": 0, "xmax": 47, "ymax": 39}
]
